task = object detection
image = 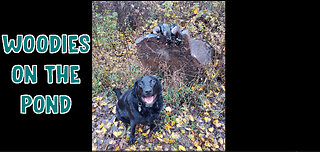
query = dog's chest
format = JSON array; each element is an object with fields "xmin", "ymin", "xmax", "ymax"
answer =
[{"xmin": 136, "ymin": 108, "xmax": 158, "ymax": 124}]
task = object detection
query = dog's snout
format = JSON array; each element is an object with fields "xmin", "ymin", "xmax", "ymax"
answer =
[{"xmin": 144, "ymin": 88, "xmax": 152, "ymax": 95}]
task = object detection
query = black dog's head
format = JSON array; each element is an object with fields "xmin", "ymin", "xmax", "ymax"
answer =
[{"xmin": 134, "ymin": 75, "xmax": 162, "ymax": 107}]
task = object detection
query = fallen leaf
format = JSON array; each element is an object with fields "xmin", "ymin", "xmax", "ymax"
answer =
[
  {"xmin": 106, "ymin": 122, "xmax": 112, "ymax": 128},
  {"xmin": 163, "ymin": 138, "xmax": 170, "ymax": 143},
  {"xmin": 208, "ymin": 127, "xmax": 214, "ymax": 132},
  {"xmin": 189, "ymin": 134, "xmax": 195, "ymax": 141},
  {"xmin": 194, "ymin": 8, "xmax": 198, "ymax": 15},
  {"xmin": 165, "ymin": 106, "xmax": 172, "ymax": 112},
  {"xmin": 180, "ymin": 129, "xmax": 185, "ymax": 134},
  {"xmin": 102, "ymin": 127, "xmax": 107, "ymax": 134},
  {"xmin": 218, "ymin": 138, "xmax": 224, "ymax": 145},
  {"xmin": 170, "ymin": 132, "xmax": 179, "ymax": 139},
  {"xmin": 171, "ymin": 120, "xmax": 175, "ymax": 126},
  {"xmin": 196, "ymin": 146, "xmax": 202, "ymax": 151},
  {"xmin": 154, "ymin": 145, "xmax": 162, "ymax": 151},
  {"xmin": 108, "ymin": 104, "xmax": 114, "ymax": 109},
  {"xmin": 189, "ymin": 115, "xmax": 194, "ymax": 121},
  {"xmin": 179, "ymin": 145, "xmax": 186, "ymax": 151},
  {"xmin": 115, "ymin": 146, "xmax": 119, "ymax": 151},
  {"xmin": 204, "ymin": 117, "xmax": 211, "ymax": 123},
  {"xmin": 142, "ymin": 132, "xmax": 148, "ymax": 137},
  {"xmin": 130, "ymin": 145, "xmax": 136, "ymax": 151},
  {"xmin": 112, "ymin": 106, "xmax": 116, "ymax": 114},
  {"xmin": 165, "ymin": 123, "xmax": 172, "ymax": 130},
  {"xmin": 205, "ymin": 141, "xmax": 211, "ymax": 147},
  {"xmin": 99, "ymin": 123, "xmax": 104, "ymax": 129},
  {"xmin": 113, "ymin": 131, "xmax": 122, "ymax": 138},
  {"xmin": 109, "ymin": 139, "xmax": 114, "ymax": 144}
]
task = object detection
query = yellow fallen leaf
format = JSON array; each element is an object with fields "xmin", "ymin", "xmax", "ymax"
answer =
[
  {"xmin": 113, "ymin": 131, "xmax": 122, "ymax": 138},
  {"xmin": 171, "ymin": 121, "xmax": 175, "ymax": 126},
  {"xmin": 214, "ymin": 60, "xmax": 219, "ymax": 67},
  {"xmin": 93, "ymin": 102, "xmax": 98, "ymax": 107},
  {"xmin": 106, "ymin": 122, "xmax": 112, "ymax": 128},
  {"xmin": 114, "ymin": 121, "xmax": 118, "ymax": 127},
  {"xmin": 109, "ymin": 139, "xmax": 114, "ymax": 144},
  {"xmin": 218, "ymin": 138, "xmax": 224, "ymax": 145},
  {"xmin": 205, "ymin": 141, "xmax": 211, "ymax": 147},
  {"xmin": 179, "ymin": 145, "xmax": 186, "ymax": 151},
  {"xmin": 108, "ymin": 104, "xmax": 114, "ymax": 109},
  {"xmin": 165, "ymin": 123, "xmax": 172, "ymax": 130},
  {"xmin": 221, "ymin": 85, "xmax": 225, "ymax": 91},
  {"xmin": 172, "ymin": 146, "xmax": 177, "ymax": 151},
  {"xmin": 130, "ymin": 145, "xmax": 136, "ymax": 151},
  {"xmin": 189, "ymin": 134, "xmax": 195, "ymax": 141},
  {"xmin": 170, "ymin": 132, "xmax": 179, "ymax": 139},
  {"xmin": 92, "ymin": 115, "xmax": 96, "ymax": 120},
  {"xmin": 199, "ymin": 133, "xmax": 205, "ymax": 142},
  {"xmin": 112, "ymin": 106, "xmax": 116, "ymax": 114},
  {"xmin": 194, "ymin": 8, "xmax": 198, "ymax": 15},
  {"xmin": 115, "ymin": 146, "xmax": 119, "ymax": 151},
  {"xmin": 163, "ymin": 138, "xmax": 170, "ymax": 143},
  {"xmin": 101, "ymin": 100, "xmax": 107, "ymax": 106},
  {"xmin": 166, "ymin": 111, "xmax": 171, "ymax": 116},
  {"xmin": 142, "ymin": 132, "xmax": 148, "ymax": 137},
  {"xmin": 204, "ymin": 117, "xmax": 211, "ymax": 123},
  {"xmin": 99, "ymin": 123, "xmax": 104, "ymax": 129},
  {"xmin": 196, "ymin": 146, "xmax": 202, "ymax": 151},
  {"xmin": 180, "ymin": 129, "xmax": 185, "ymax": 134},
  {"xmin": 102, "ymin": 127, "xmax": 107, "ymax": 134},
  {"xmin": 208, "ymin": 127, "xmax": 214, "ymax": 132},
  {"xmin": 155, "ymin": 145, "xmax": 162, "ymax": 151},
  {"xmin": 189, "ymin": 115, "xmax": 194, "ymax": 121},
  {"xmin": 216, "ymin": 122, "xmax": 222, "ymax": 128},
  {"xmin": 157, "ymin": 137, "xmax": 163, "ymax": 142}
]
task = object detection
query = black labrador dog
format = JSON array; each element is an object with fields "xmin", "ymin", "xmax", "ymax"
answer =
[{"xmin": 113, "ymin": 75, "xmax": 163, "ymax": 145}]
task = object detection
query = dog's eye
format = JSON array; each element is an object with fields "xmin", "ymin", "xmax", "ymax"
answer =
[
  {"xmin": 150, "ymin": 80, "xmax": 156, "ymax": 85},
  {"xmin": 138, "ymin": 81, "xmax": 144, "ymax": 87}
]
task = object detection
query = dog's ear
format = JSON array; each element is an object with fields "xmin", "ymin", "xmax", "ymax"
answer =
[{"xmin": 133, "ymin": 78, "xmax": 141, "ymax": 97}]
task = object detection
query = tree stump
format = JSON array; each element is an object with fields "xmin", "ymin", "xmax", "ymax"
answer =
[{"xmin": 135, "ymin": 30, "xmax": 214, "ymax": 80}]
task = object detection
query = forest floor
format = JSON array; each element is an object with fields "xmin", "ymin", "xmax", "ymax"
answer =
[{"xmin": 92, "ymin": 1, "xmax": 225, "ymax": 151}]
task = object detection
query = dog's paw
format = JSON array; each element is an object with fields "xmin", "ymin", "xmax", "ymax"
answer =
[{"xmin": 128, "ymin": 136, "xmax": 135, "ymax": 145}]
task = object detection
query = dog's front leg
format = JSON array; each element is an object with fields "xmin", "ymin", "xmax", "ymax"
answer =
[{"xmin": 128, "ymin": 121, "xmax": 136, "ymax": 145}]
